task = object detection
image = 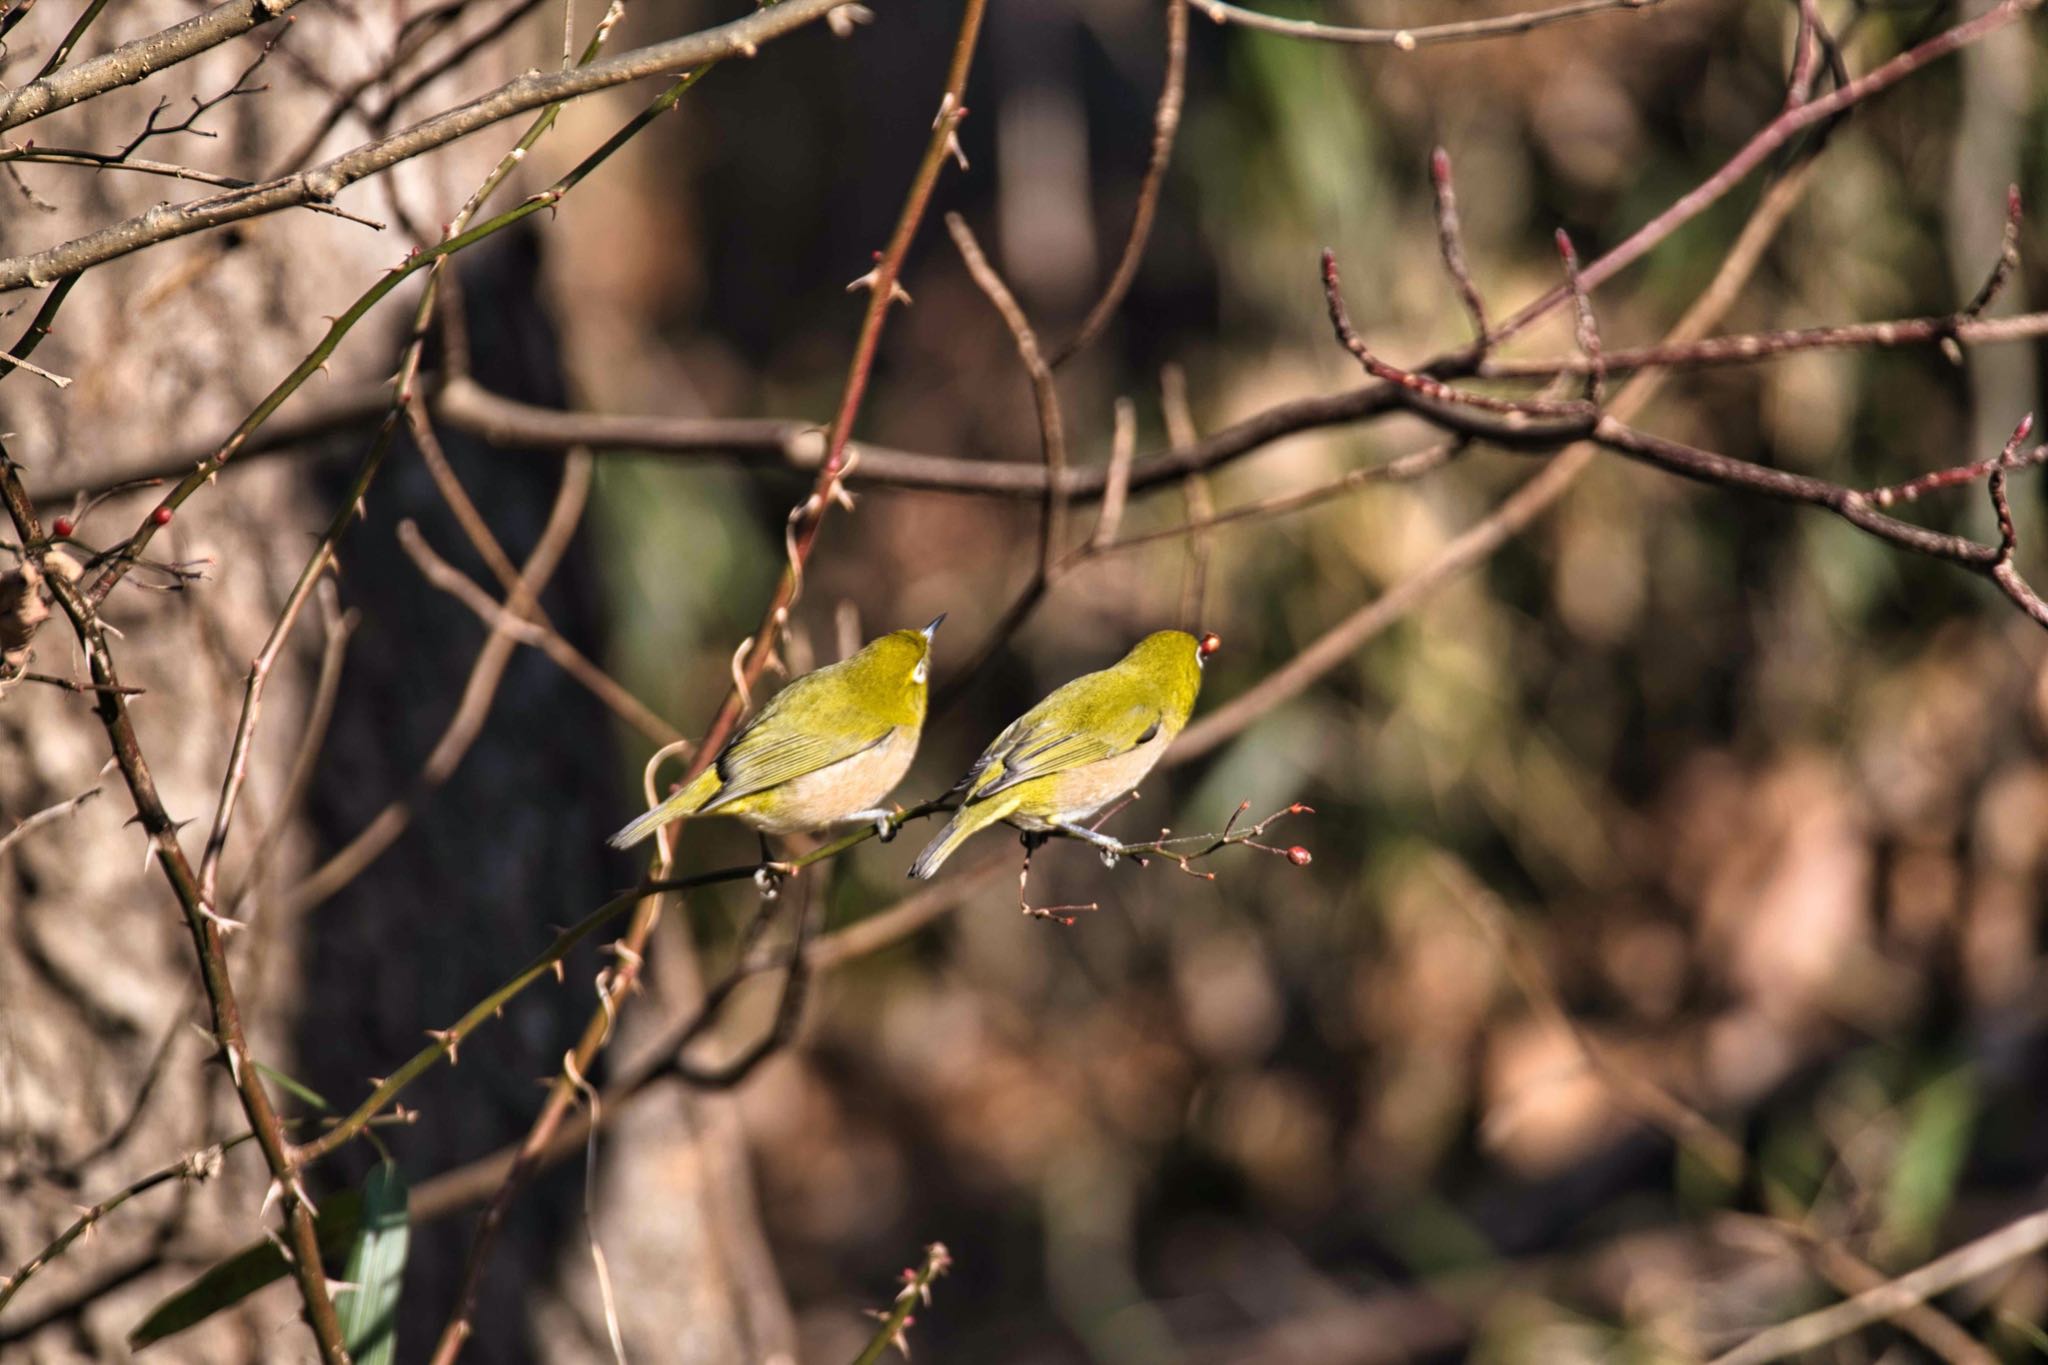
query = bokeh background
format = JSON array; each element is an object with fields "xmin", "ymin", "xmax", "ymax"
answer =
[
  {"xmin": 7, "ymin": 0, "xmax": 2048, "ymax": 1360},
  {"xmin": 557, "ymin": 1, "xmax": 2048, "ymax": 1356}
]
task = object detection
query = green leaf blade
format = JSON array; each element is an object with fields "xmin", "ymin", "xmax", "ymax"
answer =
[
  {"xmin": 334, "ymin": 1162, "xmax": 410, "ymax": 1365},
  {"xmin": 127, "ymin": 1192, "xmax": 361, "ymax": 1351}
]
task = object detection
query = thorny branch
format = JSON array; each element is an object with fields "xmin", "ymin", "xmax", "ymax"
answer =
[
  {"xmin": 851, "ymin": 1242, "xmax": 953, "ymax": 1365},
  {"xmin": 0, "ymin": 448, "xmax": 351, "ymax": 1362},
  {"xmin": 0, "ymin": 1140, "xmax": 245, "ymax": 1316},
  {"xmin": 0, "ymin": 0, "xmax": 857, "ymax": 290},
  {"xmin": 425, "ymin": 4, "xmax": 987, "ymax": 1359}
]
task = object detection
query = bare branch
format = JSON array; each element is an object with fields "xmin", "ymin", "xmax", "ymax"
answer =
[
  {"xmin": 1171, "ymin": 155, "xmax": 1819, "ymax": 766},
  {"xmin": 279, "ymin": 454, "xmax": 592, "ymax": 918},
  {"xmin": 1189, "ymin": 0, "xmax": 1662, "ymax": 50},
  {"xmin": 400, "ymin": 518, "xmax": 685, "ymax": 747},
  {"xmin": 0, "ymin": 0, "xmax": 303, "ymax": 131},
  {"xmin": 0, "ymin": 764, "xmax": 109, "ymax": 857},
  {"xmin": 1430, "ymin": 146, "xmax": 1490, "ymax": 349},
  {"xmin": 0, "ymin": 0, "xmax": 857, "ymax": 290},
  {"xmin": 1712, "ymin": 1204, "xmax": 2048, "ymax": 1365},
  {"xmin": 1048, "ymin": 0, "xmax": 1186, "ymax": 366}
]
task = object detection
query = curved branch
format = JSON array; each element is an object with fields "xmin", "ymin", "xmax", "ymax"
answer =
[{"xmin": 1048, "ymin": 0, "xmax": 1186, "ymax": 366}]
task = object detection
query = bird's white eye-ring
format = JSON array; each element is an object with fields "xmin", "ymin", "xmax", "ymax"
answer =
[{"xmin": 913, "ymin": 659, "xmax": 929, "ymax": 684}]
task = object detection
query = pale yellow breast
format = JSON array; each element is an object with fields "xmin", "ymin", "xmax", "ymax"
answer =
[{"xmin": 742, "ymin": 725, "xmax": 920, "ymax": 836}]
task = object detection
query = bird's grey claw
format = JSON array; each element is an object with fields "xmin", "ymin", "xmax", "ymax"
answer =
[{"xmin": 876, "ymin": 817, "xmax": 897, "ymax": 843}]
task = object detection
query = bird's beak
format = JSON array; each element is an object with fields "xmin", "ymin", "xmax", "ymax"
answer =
[{"xmin": 921, "ymin": 613, "xmax": 947, "ymax": 640}]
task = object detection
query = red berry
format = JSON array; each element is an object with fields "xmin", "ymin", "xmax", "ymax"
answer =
[
  {"xmin": 152, "ymin": 507, "xmax": 174, "ymax": 526},
  {"xmin": 51, "ymin": 516, "xmax": 74, "ymax": 537},
  {"xmin": 1286, "ymin": 846, "xmax": 1312, "ymax": 867}
]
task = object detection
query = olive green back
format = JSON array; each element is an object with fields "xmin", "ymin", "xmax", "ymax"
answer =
[
  {"xmin": 707, "ymin": 628, "xmax": 931, "ymax": 806},
  {"xmin": 960, "ymin": 630, "xmax": 1203, "ymax": 801}
]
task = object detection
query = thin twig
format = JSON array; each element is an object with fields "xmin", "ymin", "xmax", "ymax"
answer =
[
  {"xmin": 1090, "ymin": 397, "xmax": 1138, "ymax": 550},
  {"xmin": 389, "ymin": 857, "xmax": 1004, "ymax": 1223},
  {"xmin": 1754, "ymin": 1218, "xmax": 1998, "ymax": 1365},
  {"xmin": 1711, "ymin": 1204, "xmax": 2048, "ymax": 1365},
  {"xmin": 400, "ymin": 518, "xmax": 684, "ymax": 746},
  {"xmin": 281, "ymin": 455, "xmax": 591, "ymax": 918},
  {"xmin": 228, "ymin": 590, "xmax": 356, "ymax": 922},
  {"xmin": 850, "ymin": 1243, "xmax": 953, "ymax": 1365},
  {"xmin": 0, "ymin": 1140, "xmax": 246, "ymax": 1315},
  {"xmin": 1161, "ymin": 363, "xmax": 1213, "ymax": 627},
  {"xmin": 85, "ymin": 8, "xmax": 672, "ymax": 608},
  {"xmin": 1048, "ymin": 0, "xmax": 1186, "ymax": 366},
  {"xmin": 1430, "ymin": 146, "xmax": 1489, "ymax": 351},
  {"xmin": 1188, "ymin": 0, "xmax": 1661, "ymax": 49},
  {"xmin": 0, "ymin": 0, "xmax": 855, "ymax": 290},
  {"xmin": 0, "ymin": 763, "xmax": 110, "ymax": 857},
  {"xmin": 1173, "ymin": 156, "xmax": 1821, "ymax": 765},
  {"xmin": 946, "ymin": 212, "xmax": 1070, "ymax": 576},
  {"xmin": 1089, "ymin": 439, "xmax": 1467, "ymax": 556},
  {"xmin": 1485, "ymin": 0, "xmax": 2041, "ymax": 350}
]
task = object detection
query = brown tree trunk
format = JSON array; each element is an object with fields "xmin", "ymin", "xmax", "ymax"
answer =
[{"xmin": 0, "ymin": 5, "xmax": 792, "ymax": 1359}]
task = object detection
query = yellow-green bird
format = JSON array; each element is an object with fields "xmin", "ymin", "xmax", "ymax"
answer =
[
  {"xmin": 909, "ymin": 629, "xmax": 1219, "ymax": 878},
  {"xmin": 609, "ymin": 617, "xmax": 944, "ymax": 849}
]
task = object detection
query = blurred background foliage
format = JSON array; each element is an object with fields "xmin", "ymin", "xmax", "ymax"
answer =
[{"xmin": 495, "ymin": 0, "xmax": 2048, "ymax": 1357}]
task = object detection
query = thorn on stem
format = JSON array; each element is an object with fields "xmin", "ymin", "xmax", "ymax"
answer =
[{"xmin": 426, "ymin": 1027, "xmax": 461, "ymax": 1065}]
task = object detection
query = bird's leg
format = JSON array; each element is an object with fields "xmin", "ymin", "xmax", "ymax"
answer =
[
  {"xmin": 1019, "ymin": 831, "xmax": 1095, "ymax": 924},
  {"xmin": 843, "ymin": 806, "xmax": 901, "ymax": 842},
  {"xmin": 1016, "ymin": 834, "xmax": 1037, "ymax": 915},
  {"xmin": 1052, "ymin": 820, "xmax": 1127, "ymax": 867}
]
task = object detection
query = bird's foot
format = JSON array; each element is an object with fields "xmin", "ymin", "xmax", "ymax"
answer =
[
  {"xmin": 1053, "ymin": 821, "xmax": 1126, "ymax": 868},
  {"xmin": 845, "ymin": 807, "xmax": 902, "ymax": 842},
  {"xmin": 753, "ymin": 861, "xmax": 797, "ymax": 899}
]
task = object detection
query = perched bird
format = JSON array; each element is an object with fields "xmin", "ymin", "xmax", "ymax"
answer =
[
  {"xmin": 909, "ymin": 629, "xmax": 1219, "ymax": 878},
  {"xmin": 608, "ymin": 617, "xmax": 943, "ymax": 849}
]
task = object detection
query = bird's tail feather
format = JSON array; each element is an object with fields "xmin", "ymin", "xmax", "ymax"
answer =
[
  {"xmin": 607, "ymin": 768, "xmax": 721, "ymax": 850},
  {"xmin": 909, "ymin": 796, "xmax": 1016, "ymax": 879}
]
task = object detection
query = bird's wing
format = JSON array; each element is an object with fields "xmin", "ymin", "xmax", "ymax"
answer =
[
  {"xmin": 704, "ymin": 687, "xmax": 895, "ymax": 809},
  {"xmin": 966, "ymin": 701, "xmax": 1162, "ymax": 801}
]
